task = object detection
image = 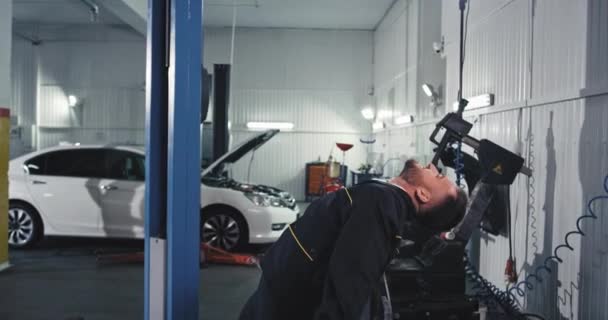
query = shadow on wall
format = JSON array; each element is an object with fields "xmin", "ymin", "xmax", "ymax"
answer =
[
  {"xmin": 578, "ymin": 98, "xmax": 608, "ymax": 320},
  {"xmin": 524, "ymin": 112, "xmax": 568, "ymax": 320},
  {"xmin": 578, "ymin": 1, "xmax": 608, "ymax": 318}
]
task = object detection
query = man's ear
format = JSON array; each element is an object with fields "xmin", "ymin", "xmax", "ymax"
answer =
[{"xmin": 415, "ymin": 187, "xmax": 432, "ymax": 204}]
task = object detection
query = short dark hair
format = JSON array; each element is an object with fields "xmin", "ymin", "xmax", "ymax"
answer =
[{"xmin": 418, "ymin": 187, "xmax": 468, "ymax": 231}]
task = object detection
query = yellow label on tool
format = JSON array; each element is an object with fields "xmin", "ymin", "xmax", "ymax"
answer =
[{"xmin": 493, "ymin": 163, "xmax": 503, "ymax": 175}]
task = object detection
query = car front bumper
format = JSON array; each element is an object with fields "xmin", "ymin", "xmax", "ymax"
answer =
[{"xmin": 246, "ymin": 204, "xmax": 300, "ymax": 244}]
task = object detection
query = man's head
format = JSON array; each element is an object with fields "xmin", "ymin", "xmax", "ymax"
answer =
[{"xmin": 399, "ymin": 159, "xmax": 467, "ymax": 231}]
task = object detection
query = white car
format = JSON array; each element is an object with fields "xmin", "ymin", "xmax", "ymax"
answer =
[{"xmin": 8, "ymin": 130, "xmax": 299, "ymax": 250}]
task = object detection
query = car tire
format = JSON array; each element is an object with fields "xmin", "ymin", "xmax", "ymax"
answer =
[
  {"xmin": 8, "ymin": 202, "xmax": 43, "ymax": 249},
  {"xmin": 201, "ymin": 207, "xmax": 248, "ymax": 252}
]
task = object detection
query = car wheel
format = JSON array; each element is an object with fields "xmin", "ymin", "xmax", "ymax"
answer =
[
  {"xmin": 201, "ymin": 208, "xmax": 248, "ymax": 251},
  {"xmin": 8, "ymin": 203, "xmax": 42, "ymax": 249}
]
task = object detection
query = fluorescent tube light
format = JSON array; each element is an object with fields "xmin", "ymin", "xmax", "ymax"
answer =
[
  {"xmin": 453, "ymin": 93, "xmax": 495, "ymax": 111},
  {"xmin": 246, "ymin": 122, "xmax": 294, "ymax": 130},
  {"xmin": 422, "ymin": 84, "xmax": 434, "ymax": 97},
  {"xmin": 395, "ymin": 115, "xmax": 414, "ymax": 125}
]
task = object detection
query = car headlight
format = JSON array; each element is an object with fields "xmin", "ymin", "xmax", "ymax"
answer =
[
  {"xmin": 245, "ymin": 193, "xmax": 271, "ymax": 207},
  {"xmin": 245, "ymin": 193, "xmax": 286, "ymax": 208},
  {"xmin": 269, "ymin": 197, "xmax": 282, "ymax": 207}
]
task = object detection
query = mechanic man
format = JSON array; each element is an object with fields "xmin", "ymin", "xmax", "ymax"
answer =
[{"xmin": 239, "ymin": 159, "xmax": 468, "ymax": 320}]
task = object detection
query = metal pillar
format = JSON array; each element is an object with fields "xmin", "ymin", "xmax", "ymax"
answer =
[
  {"xmin": 212, "ymin": 64, "xmax": 230, "ymax": 161},
  {"xmin": 145, "ymin": 0, "xmax": 202, "ymax": 319}
]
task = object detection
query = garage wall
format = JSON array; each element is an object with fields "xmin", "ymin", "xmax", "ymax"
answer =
[
  {"xmin": 10, "ymin": 38, "xmax": 38, "ymax": 157},
  {"xmin": 11, "ymin": 26, "xmax": 373, "ymax": 200},
  {"xmin": 204, "ymin": 28, "xmax": 373, "ymax": 200},
  {"xmin": 372, "ymin": 0, "xmax": 445, "ymax": 177},
  {"xmin": 9, "ymin": 25, "xmax": 146, "ymax": 152},
  {"xmin": 375, "ymin": 0, "xmax": 608, "ymax": 318},
  {"xmin": 36, "ymin": 40, "xmax": 146, "ymax": 146}
]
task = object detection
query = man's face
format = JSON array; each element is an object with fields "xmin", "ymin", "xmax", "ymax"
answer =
[{"xmin": 403, "ymin": 159, "xmax": 459, "ymax": 210}]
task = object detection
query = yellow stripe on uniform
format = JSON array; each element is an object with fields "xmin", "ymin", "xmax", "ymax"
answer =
[
  {"xmin": 343, "ymin": 187, "xmax": 353, "ymax": 205},
  {"xmin": 288, "ymin": 225, "xmax": 314, "ymax": 262}
]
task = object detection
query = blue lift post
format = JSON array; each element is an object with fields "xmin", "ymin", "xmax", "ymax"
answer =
[{"xmin": 145, "ymin": 0, "xmax": 202, "ymax": 319}]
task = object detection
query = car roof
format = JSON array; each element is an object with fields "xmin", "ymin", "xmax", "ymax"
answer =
[{"xmin": 11, "ymin": 144, "xmax": 145, "ymax": 163}]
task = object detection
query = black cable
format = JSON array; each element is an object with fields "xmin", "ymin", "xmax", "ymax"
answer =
[
  {"xmin": 463, "ymin": 252, "xmax": 525, "ymax": 319},
  {"xmin": 508, "ymin": 190, "xmax": 513, "ymax": 260},
  {"xmin": 460, "ymin": 0, "xmax": 471, "ymax": 66},
  {"xmin": 457, "ymin": 0, "xmax": 466, "ymax": 106},
  {"xmin": 454, "ymin": 0, "xmax": 471, "ymax": 184},
  {"xmin": 522, "ymin": 313, "xmax": 546, "ymax": 320},
  {"xmin": 457, "ymin": 0, "xmax": 471, "ymax": 106},
  {"xmin": 462, "ymin": 0, "xmax": 471, "ymax": 63}
]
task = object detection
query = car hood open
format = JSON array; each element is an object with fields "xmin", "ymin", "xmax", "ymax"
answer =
[{"xmin": 201, "ymin": 129, "xmax": 279, "ymax": 177}]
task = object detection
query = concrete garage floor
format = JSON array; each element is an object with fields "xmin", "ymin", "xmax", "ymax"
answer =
[{"xmin": 0, "ymin": 238, "xmax": 264, "ymax": 320}]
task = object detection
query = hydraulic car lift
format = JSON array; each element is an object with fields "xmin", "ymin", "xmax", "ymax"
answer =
[{"xmin": 144, "ymin": 0, "xmax": 202, "ymax": 319}]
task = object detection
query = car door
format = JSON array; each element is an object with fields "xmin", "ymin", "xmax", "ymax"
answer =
[
  {"xmin": 96, "ymin": 149, "xmax": 146, "ymax": 238},
  {"xmin": 24, "ymin": 149, "xmax": 105, "ymax": 236}
]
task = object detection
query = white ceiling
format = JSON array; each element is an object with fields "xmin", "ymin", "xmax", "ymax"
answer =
[
  {"xmin": 13, "ymin": 0, "xmax": 125, "ymax": 25},
  {"xmin": 13, "ymin": 0, "xmax": 396, "ymax": 31},
  {"xmin": 204, "ymin": 0, "xmax": 396, "ymax": 29}
]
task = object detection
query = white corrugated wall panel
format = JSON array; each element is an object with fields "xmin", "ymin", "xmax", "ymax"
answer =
[
  {"xmin": 475, "ymin": 109, "xmax": 531, "ymax": 291},
  {"xmin": 10, "ymin": 39, "xmax": 37, "ymax": 127},
  {"xmin": 36, "ymin": 40, "xmax": 146, "ymax": 146},
  {"xmin": 532, "ymin": 0, "xmax": 587, "ymax": 99},
  {"xmin": 80, "ymin": 88, "xmax": 144, "ymax": 129},
  {"xmin": 445, "ymin": 0, "xmax": 530, "ymax": 109},
  {"xmin": 37, "ymin": 85, "xmax": 72, "ymax": 128},
  {"xmin": 577, "ymin": 95, "xmax": 608, "ymax": 320},
  {"xmin": 416, "ymin": 0, "xmax": 445, "ymax": 122},
  {"xmin": 38, "ymin": 42, "xmax": 144, "ymax": 88},
  {"xmin": 70, "ymin": 128, "xmax": 143, "ymax": 146},
  {"xmin": 374, "ymin": 0, "xmax": 408, "ymax": 92},
  {"xmin": 585, "ymin": 0, "xmax": 608, "ymax": 92},
  {"xmin": 212, "ymin": 28, "xmax": 373, "ymax": 200},
  {"xmin": 217, "ymin": 28, "xmax": 372, "ymax": 94},
  {"xmin": 230, "ymin": 89, "xmax": 367, "ymax": 133},
  {"xmin": 374, "ymin": 0, "xmax": 422, "ymax": 130},
  {"xmin": 442, "ymin": 0, "xmax": 514, "ymax": 48},
  {"xmin": 37, "ymin": 128, "xmax": 72, "ymax": 149}
]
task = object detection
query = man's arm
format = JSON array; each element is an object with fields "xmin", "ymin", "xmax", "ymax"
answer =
[{"xmin": 314, "ymin": 188, "xmax": 403, "ymax": 320}]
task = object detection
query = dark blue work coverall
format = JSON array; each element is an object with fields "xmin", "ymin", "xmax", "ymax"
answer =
[{"xmin": 239, "ymin": 181, "xmax": 422, "ymax": 320}]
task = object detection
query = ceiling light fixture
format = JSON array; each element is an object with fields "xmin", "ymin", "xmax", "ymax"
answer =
[
  {"xmin": 422, "ymin": 84, "xmax": 434, "ymax": 97},
  {"xmin": 372, "ymin": 121, "xmax": 385, "ymax": 131},
  {"xmin": 452, "ymin": 93, "xmax": 495, "ymax": 111},
  {"xmin": 421, "ymin": 83, "xmax": 441, "ymax": 107},
  {"xmin": 68, "ymin": 95, "xmax": 79, "ymax": 108},
  {"xmin": 361, "ymin": 108, "xmax": 375, "ymax": 120},
  {"xmin": 395, "ymin": 115, "xmax": 414, "ymax": 125}
]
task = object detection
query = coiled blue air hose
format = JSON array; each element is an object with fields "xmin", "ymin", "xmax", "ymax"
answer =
[
  {"xmin": 452, "ymin": 141, "xmax": 465, "ymax": 188},
  {"xmin": 464, "ymin": 175, "xmax": 607, "ymax": 320},
  {"xmin": 508, "ymin": 175, "xmax": 608, "ymax": 298}
]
